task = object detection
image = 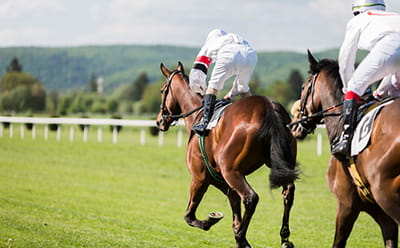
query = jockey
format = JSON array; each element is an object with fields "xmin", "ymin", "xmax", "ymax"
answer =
[
  {"xmin": 333, "ymin": 0, "xmax": 400, "ymax": 157},
  {"xmin": 189, "ymin": 29, "xmax": 258, "ymax": 136}
]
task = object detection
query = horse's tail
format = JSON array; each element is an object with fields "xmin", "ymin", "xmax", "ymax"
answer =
[{"xmin": 258, "ymin": 98, "xmax": 299, "ymax": 188}]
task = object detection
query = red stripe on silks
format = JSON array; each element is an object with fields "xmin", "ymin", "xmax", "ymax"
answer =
[
  {"xmin": 367, "ymin": 12, "xmax": 398, "ymax": 16},
  {"xmin": 195, "ymin": 56, "xmax": 212, "ymax": 67},
  {"xmin": 345, "ymin": 91, "xmax": 361, "ymax": 101}
]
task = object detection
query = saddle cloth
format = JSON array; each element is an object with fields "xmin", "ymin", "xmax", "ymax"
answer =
[
  {"xmin": 206, "ymin": 100, "xmax": 232, "ymax": 130},
  {"xmin": 351, "ymin": 100, "xmax": 394, "ymax": 156}
]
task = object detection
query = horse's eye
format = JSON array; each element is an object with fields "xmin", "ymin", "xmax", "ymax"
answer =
[{"xmin": 160, "ymin": 89, "xmax": 164, "ymax": 93}]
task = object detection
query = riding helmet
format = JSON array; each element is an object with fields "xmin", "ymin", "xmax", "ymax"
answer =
[{"xmin": 352, "ymin": 0, "xmax": 386, "ymax": 15}]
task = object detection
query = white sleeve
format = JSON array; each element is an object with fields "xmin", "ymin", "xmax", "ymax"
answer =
[{"xmin": 338, "ymin": 20, "xmax": 361, "ymax": 93}]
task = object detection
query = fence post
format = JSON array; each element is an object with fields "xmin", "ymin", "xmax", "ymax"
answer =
[
  {"xmin": 317, "ymin": 128, "xmax": 322, "ymax": 156},
  {"xmin": 158, "ymin": 131, "xmax": 164, "ymax": 146},
  {"xmin": 177, "ymin": 129, "xmax": 183, "ymax": 147},
  {"xmin": 57, "ymin": 125, "xmax": 61, "ymax": 141},
  {"xmin": 44, "ymin": 125, "xmax": 48, "ymax": 140},
  {"xmin": 140, "ymin": 128, "xmax": 146, "ymax": 145},
  {"xmin": 69, "ymin": 126, "xmax": 74, "ymax": 142},
  {"xmin": 32, "ymin": 125, "xmax": 36, "ymax": 139},
  {"xmin": 83, "ymin": 126, "xmax": 88, "ymax": 142},
  {"xmin": 97, "ymin": 127, "xmax": 102, "ymax": 143},
  {"xmin": 20, "ymin": 124, "xmax": 24, "ymax": 139},
  {"xmin": 9, "ymin": 124, "xmax": 13, "ymax": 138},
  {"xmin": 112, "ymin": 126, "xmax": 118, "ymax": 144}
]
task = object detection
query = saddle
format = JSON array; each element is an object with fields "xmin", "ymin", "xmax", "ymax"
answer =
[
  {"xmin": 351, "ymin": 97, "xmax": 396, "ymax": 156},
  {"xmin": 205, "ymin": 99, "xmax": 232, "ymax": 130}
]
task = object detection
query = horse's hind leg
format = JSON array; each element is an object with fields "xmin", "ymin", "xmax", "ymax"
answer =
[
  {"xmin": 373, "ymin": 176, "xmax": 400, "ymax": 225},
  {"xmin": 367, "ymin": 207, "xmax": 398, "ymax": 248},
  {"xmin": 215, "ymin": 182, "xmax": 242, "ymax": 235},
  {"xmin": 184, "ymin": 177, "xmax": 222, "ymax": 231},
  {"xmin": 223, "ymin": 171, "xmax": 259, "ymax": 248},
  {"xmin": 280, "ymin": 183, "xmax": 295, "ymax": 248}
]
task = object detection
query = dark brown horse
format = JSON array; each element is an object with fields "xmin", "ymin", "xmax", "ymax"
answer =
[
  {"xmin": 290, "ymin": 51, "xmax": 400, "ymax": 248},
  {"xmin": 156, "ymin": 62, "xmax": 299, "ymax": 248}
]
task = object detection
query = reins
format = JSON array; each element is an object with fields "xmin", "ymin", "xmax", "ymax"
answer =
[
  {"xmin": 160, "ymin": 70, "xmax": 202, "ymax": 121},
  {"xmin": 287, "ymin": 73, "xmax": 343, "ymax": 130},
  {"xmin": 287, "ymin": 102, "xmax": 343, "ymax": 128}
]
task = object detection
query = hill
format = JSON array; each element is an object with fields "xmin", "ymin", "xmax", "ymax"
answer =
[{"xmin": 0, "ymin": 45, "xmax": 342, "ymax": 93}]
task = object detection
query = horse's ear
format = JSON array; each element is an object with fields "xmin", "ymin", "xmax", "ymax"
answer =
[
  {"xmin": 177, "ymin": 61, "xmax": 185, "ymax": 74},
  {"xmin": 160, "ymin": 63, "xmax": 171, "ymax": 78},
  {"xmin": 307, "ymin": 49, "xmax": 318, "ymax": 66},
  {"xmin": 307, "ymin": 49, "xmax": 319, "ymax": 74}
]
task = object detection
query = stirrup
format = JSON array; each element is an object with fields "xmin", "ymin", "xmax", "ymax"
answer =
[
  {"xmin": 192, "ymin": 120, "xmax": 209, "ymax": 136},
  {"xmin": 331, "ymin": 135, "xmax": 351, "ymax": 158}
]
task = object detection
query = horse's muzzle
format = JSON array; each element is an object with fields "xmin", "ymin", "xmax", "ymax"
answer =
[{"xmin": 290, "ymin": 123, "xmax": 308, "ymax": 140}]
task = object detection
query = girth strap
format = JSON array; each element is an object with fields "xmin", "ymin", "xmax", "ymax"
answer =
[
  {"xmin": 199, "ymin": 135, "xmax": 225, "ymax": 183},
  {"xmin": 348, "ymin": 158, "xmax": 375, "ymax": 203}
]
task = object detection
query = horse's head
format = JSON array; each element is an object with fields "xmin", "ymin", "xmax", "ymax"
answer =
[
  {"xmin": 290, "ymin": 50, "xmax": 326, "ymax": 139},
  {"xmin": 156, "ymin": 62, "xmax": 186, "ymax": 131}
]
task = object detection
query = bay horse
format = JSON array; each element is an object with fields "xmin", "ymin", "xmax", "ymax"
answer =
[
  {"xmin": 290, "ymin": 51, "xmax": 400, "ymax": 248},
  {"xmin": 156, "ymin": 62, "xmax": 299, "ymax": 248}
]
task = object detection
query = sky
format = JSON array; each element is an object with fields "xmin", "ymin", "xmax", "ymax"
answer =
[{"xmin": 1, "ymin": 0, "xmax": 400, "ymax": 52}]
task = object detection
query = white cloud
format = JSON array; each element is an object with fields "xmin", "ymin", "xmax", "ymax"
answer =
[
  {"xmin": 0, "ymin": 0, "xmax": 64, "ymax": 19},
  {"xmin": 0, "ymin": 27, "xmax": 50, "ymax": 46},
  {"xmin": 1, "ymin": 0, "xmax": 400, "ymax": 51}
]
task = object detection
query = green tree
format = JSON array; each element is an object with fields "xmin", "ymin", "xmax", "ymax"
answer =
[
  {"xmin": 28, "ymin": 82, "xmax": 46, "ymax": 111},
  {"xmin": 132, "ymin": 72, "xmax": 149, "ymax": 101},
  {"xmin": 265, "ymin": 80, "xmax": 293, "ymax": 110},
  {"xmin": 249, "ymin": 73, "xmax": 266, "ymax": 96},
  {"xmin": 88, "ymin": 73, "xmax": 97, "ymax": 92},
  {"xmin": 0, "ymin": 71, "xmax": 46, "ymax": 112},
  {"xmin": 6, "ymin": 57, "xmax": 23, "ymax": 72},
  {"xmin": 0, "ymin": 86, "xmax": 30, "ymax": 112},
  {"xmin": 287, "ymin": 69, "xmax": 304, "ymax": 99},
  {"xmin": 107, "ymin": 99, "xmax": 119, "ymax": 113},
  {"xmin": 46, "ymin": 91, "xmax": 59, "ymax": 114},
  {"xmin": 57, "ymin": 92, "xmax": 77, "ymax": 115},
  {"xmin": 0, "ymin": 72, "xmax": 36, "ymax": 92},
  {"xmin": 141, "ymin": 81, "xmax": 163, "ymax": 114}
]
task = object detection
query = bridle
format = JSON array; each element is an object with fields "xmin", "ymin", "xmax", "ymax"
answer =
[
  {"xmin": 159, "ymin": 70, "xmax": 202, "ymax": 124},
  {"xmin": 288, "ymin": 73, "xmax": 343, "ymax": 134}
]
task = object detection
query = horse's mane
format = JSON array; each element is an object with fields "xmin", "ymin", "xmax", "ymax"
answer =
[{"xmin": 309, "ymin": 58, "xmax": 343, "ymax": 100}]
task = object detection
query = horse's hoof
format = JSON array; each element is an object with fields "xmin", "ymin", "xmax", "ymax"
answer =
[
  {"xmin": 281, "ymin": 241, "xmax": 295, "ymax": 248},
  {"xmin": 203, "ymin": 212, "xmax": 223, "ymax": 230},
  {"xmin": 208, "ymin": 211, "xmax": 224, "ymax": 220}
]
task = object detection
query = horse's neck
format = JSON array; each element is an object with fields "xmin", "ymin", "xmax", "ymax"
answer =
[
  {"xmin": 174, "ymin": 84, "xmax": 202, "ymax": 134},
  {"xmin": 320, "ymin": 89, "xmax": 343, "ymax": 145}
]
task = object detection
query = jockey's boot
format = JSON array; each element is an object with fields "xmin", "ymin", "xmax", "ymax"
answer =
[
  {"xmin": 192, "ymin": 94, "xmax": 216, "ymax": 136},
  {"xmin": 331, "ymin": 99, "xmax": 358, "ymax": 159}
]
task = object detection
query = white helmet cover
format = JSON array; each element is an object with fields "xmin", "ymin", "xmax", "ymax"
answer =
[
  {"xmin": 206, "ymin": 29, "xmax": 227, "ymax": 42},
  {"xmin": 352, "ymin": 0, "xmax": 386, "ymax": 14}
]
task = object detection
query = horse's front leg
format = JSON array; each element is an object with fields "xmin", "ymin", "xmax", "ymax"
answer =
[
  {"xmin": 184, "ymin": 177, "xmax": 222, "ymax": 231},
  {"xmin": 280, "ymin": 183, "xmax": 295, "ymax": 248},
  {"xmin": 332, "ymin": 201, "xmax": 360, "ymax": 248}
]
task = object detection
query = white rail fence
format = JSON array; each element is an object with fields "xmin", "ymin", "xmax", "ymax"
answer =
[
  {"xmin": 0, "ymin": 116, "xmax": 326, "ymax": 155},
  {"xmin": 0, "ymin": 116, "xmax": 185, "ymax": 147}
]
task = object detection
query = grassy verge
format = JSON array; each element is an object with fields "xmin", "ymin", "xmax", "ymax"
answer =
[{"xmin": 0, "ymin": 127, "xmax": 384, "ymax": 247}]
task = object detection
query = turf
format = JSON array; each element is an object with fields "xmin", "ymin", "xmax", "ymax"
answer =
[{"xmin": 0, "ymin": 126, "xmax": 387, "ymax": 247}]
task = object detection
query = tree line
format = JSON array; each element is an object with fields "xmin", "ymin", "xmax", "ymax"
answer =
[{"xmin": 0, "ymin": 57, "xmax": 303, "ymax": 117}]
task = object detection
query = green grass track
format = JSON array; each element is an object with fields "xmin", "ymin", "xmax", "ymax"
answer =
[{"xmin": 0, "ymin": 127, "xmax": 385, "ymax": 247}]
